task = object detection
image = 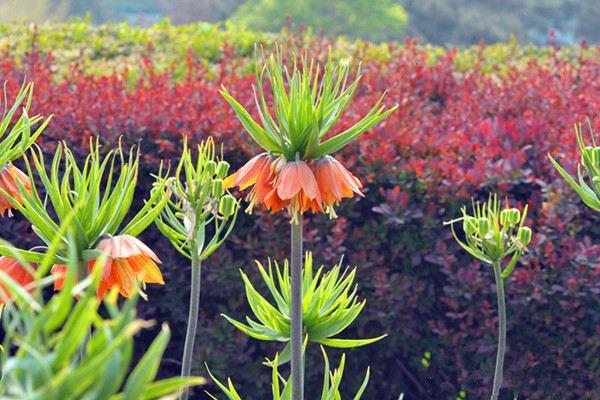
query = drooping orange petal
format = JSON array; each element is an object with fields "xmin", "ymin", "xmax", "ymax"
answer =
[
  {"xmin": 301, "ymin": 193, "xmax": 323, "ymax": 214},
  {"xmin": 112, "ymin": 235, "xmax": 140, "ymax": 258},
  {"xmin": 113, "ymin": 260, "xmax": 137, "ymax": 298},
  {"xmin": 91, "ymin": 235, "xmax": 163, "ymax": 299},
  {"xmin": 96, "ymin": 273, "xmax": 114, "ymax": 300},
  {"xmin": 276, "ymin": 162, "xmax": 304, "ymax": 200},
  {"xmin": 332, "ymin": 159, "xmax": 363, "ymax": 195},
  {"xmin": 254, "ymin": 160, "xmax": 276, "ymax": 202},
  {"xmin": 232, "ymin": 153, "xmax": 270, "ymax": 189},
  {"xmin": 263, "ymin": 187, "xmax": 286, "ymax": 213},
  {"xmin": 223, "ymin": 173, "xmax": 236, "ymax": 189},
  {"xmin": 89, "ymin": 249, "xmax": 114, "ymax": 283},
  {"xmin": 129, "ymin": 236, "xmax": 161, "ymax": 263},
  {"xmin": 315, "ymin": 157, "xmax": 344, "ymax": 201},
  {"xmin": 128, "ymin": 255, "xmax": 164, "ymax": 284},
  {"xmin": 296, "ymin": 161, "xmax": 320, "ymax": 201},
  {"xmin": 10, "ymin": 165, "xmax": 31, "ymax": 192}
]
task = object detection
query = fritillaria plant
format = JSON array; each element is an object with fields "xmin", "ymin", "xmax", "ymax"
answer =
[
  {"xmin": 549, "ymin": 122, "xmax": 600, "ymax": 213},
  {"xmin": 445, "ymin": 194, "xmax": 532, "ymax": 400},
  {"xmin": 0, "ymin": 223, "xmax": 205, "ymax": 399},
  {"xmin": 222, "ymin": 48, "xmax": 396, "ymax": 400},
  {"xmin": 0, "ymin": 140, "xmax": 169, "ymax": 299},
  {"xmin": 154, "ymin": 137, "xmax": 239, "ymax": 400}
]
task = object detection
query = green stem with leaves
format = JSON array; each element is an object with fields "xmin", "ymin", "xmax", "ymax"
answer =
[
  {"xmin": 291, "ymin": 215, "xmax": 304, "ymax": 400},
  {"xmin": 180, "ymin": 245, "xmax": 202, "ymax": 400},
  {"xmin": 491, "ymin": 260, "xmax": 506, "ymax": 400}
]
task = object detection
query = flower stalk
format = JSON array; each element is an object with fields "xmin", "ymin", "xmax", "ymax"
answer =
[
  {"xmin": 290, "ymin": 216, "xmax": 304, "ymax": 400},
  {"xmin": 445, "ymin": 194, "xmax": 532, "ymax": 400},
  {"xmin": 154, "ymin": 137, "xmax": 238, "ymax": 400},
  {"xmin": 180, "ymin": 247, "xmax": 202, "ymax": 400},
  {"xmin": 491, "ymin": 260, "xmax": 506, "ymax": 400}
]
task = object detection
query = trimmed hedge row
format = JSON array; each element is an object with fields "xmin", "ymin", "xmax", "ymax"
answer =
[
  {"xmin": 1, "ymin": 19, "xmax": 598, "ymax": 77},
  {"xmin": 1, "ymin": 23, "xmax": 599, "ymax": 399}
]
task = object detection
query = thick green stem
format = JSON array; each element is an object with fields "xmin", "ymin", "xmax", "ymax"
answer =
[
  {"xmin": 179, "ymin": 249, "xmax": 202, "ymax": 400},
  {"xmin": 290, "ymin": 215, "xmax": 304, "ymax": 400},
  {"xmin": 491, "ymin": 261, "xmax": 506, "ymax": 400}
]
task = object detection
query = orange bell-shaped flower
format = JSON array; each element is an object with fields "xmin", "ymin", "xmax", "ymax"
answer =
[
  {"xmin": 0, "ymin": 164, "xmax": 31, "ymax": 217},
  {"xmin": 52, "ymin": 235, "xmax": 164, "ymax": 299},
  {"xmin": 226, "ymin": 154, "xmax": 364, "ymax": 220}
]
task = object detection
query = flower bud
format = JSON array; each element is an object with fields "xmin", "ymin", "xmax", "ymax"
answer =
[
  {"xmin": 478, "ymin": 217, "xmax": 491, "ymax": 236},
  {"xmin": 463, "ymin": 216, "xmax": 478, "ymax": 236},
  {"xmin": 518, "ymin": 226, "xmax": 532, "ymax": 246},
  {"xmin": 501, "ymin": 208, "xmax": 520, "ymax": 227},
  {"xmin": 509, "ymin": 209, "xmax": 521, "ymax": 225},
  {"xmin": 500, "ymin": 209, "xmax": 511, "ymax": 227},
  {"xmin": 205, "ymin": 160, "xmax": 217, "ymax": 176},
  {"xmin": 216, "ymin": 161, "xmax": 230, "ymax": 179},
  {"xmin": 219, "ymin": 195, "xmax": 237, "ymax": 217},
  {"xmin": 212, "ymin": 179, "xmax": 224, "ymax": 197}
]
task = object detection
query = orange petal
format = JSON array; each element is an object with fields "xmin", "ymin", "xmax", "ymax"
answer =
[
  {"xmin": 129, "ymin": 255, "xmax": 164, "ymax": 284},
  {"xmin": 96, "ymin": 274, "xmax": 113, "ymax": 300},
  {"xmin": 128, "ymin": 236, "xmax": 161, "ymax": 263},
  {"xmin": 316, "ymin": 157, "xmax": 343, "ymax": 202},
  {"xmin": 51, "ymin": 264, "xmax": 67, "ymax": 291},
  {"xmin": 276, "ymin": 162, "xmax": 304, "ymax": 200},
  {"xmin": 233, "ymin": 153, "xmax": 270, "ymax": 189},
  {"xmin": 332, "ymin": 159, "xmax": 363, "ymax": 195},
  {"xmin": 296, "ymin": 161, "xmax": 320, "ymax": 201},
  {"xmin": 254, "ymin": 160, "xmax": 276, "ymax": 202},
  {"xmin": 113, "ymin": 260, "xmax": 137, "ymax": 298},
  {"xmin": 223, "ymin": 173, "xmax": 236, "ymax": 189}
]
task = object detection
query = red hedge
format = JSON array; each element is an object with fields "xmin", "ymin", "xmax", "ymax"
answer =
[{"xmin": 1, "ymin": 38, "xmax": 599, "ymax": 399}]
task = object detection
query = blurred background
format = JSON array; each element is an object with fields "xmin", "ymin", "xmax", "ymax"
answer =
[
  {"xmin": 0, "ymin": 0, "xmax": 598, "ymax": 45},
  {"xmin": 0, "ymin": 1, "xmax": 598, "ymax": 399}
]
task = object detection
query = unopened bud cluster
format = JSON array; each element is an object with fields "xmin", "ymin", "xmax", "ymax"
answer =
[
  {"xmin": 155, "ymin": 138, "xmax": 239, "ymax": 260},
  {"xmin": 449, "ymin": 195, "xmax": 532, "ymax": 267}
]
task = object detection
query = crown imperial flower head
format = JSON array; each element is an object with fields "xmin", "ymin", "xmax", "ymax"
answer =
[
  {"xmin": 221, "ymin": 48, "xmax": 396, "ymax": 221},
  {"xmin": 52, "ymin": 234, "xmax": 164, "ymax": 299}
]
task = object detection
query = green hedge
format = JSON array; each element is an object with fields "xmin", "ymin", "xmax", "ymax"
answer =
[{"xmin": 0, "ymin": 19, "xmax": 596, "ymax": 77}]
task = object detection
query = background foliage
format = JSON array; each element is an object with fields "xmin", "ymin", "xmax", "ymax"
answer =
[
  {"xmin": 0, "ymin": 0, "xmax": 599, "ymax": 45},
  {"xmin": 0, "ymin": 21, "xmax": 599, "ymax": 399},
  {"xmin": 230, "ymin": 0, "xmax": 408, "ymax": 42}
]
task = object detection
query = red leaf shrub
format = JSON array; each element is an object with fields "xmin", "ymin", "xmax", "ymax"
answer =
[{"xmin": 1, "ymin": 37, "xmax": 599, "ymax": 399}]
